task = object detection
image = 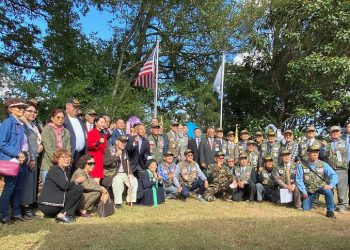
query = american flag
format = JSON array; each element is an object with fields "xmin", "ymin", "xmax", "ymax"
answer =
[{"xmin": 134, "ymin": 44, "xmax": 158, "ymax": 89}]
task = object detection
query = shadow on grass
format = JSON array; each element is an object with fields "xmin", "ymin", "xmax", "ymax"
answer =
[{"xmin": 1, "ymin": 213, "xmax": 350, "ymax": 249}]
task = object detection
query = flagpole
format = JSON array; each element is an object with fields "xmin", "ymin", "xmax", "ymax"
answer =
[
  {"xmin": 219, "ymin": 52, "xmax": 225, "ymax": 128},
  {"xmin": 154, "ymin": 40, "xmax": 160, "ymax": 118}
]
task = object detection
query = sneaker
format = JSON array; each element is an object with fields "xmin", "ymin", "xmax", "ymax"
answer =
[
  {"xmin": 326, "ymin": 211, "xmax": 336, "ymax": 219},
  {"xmin": 195, "ymin": 195, "xmax": 206, "ymax": 203}
]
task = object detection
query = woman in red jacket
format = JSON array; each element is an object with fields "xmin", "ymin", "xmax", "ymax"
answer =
[{"xmin": 87, "ymin": 116, "xmax": 107, "ymax": 183}]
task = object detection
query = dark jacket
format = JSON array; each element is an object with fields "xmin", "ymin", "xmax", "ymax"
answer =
[
  {"xmin": 38, "ymin": 165, "xmax": 82, "ymax": 207},
  {"xmin": 126, "ymin": 135, "xmax": 150, "ymax": 171},
  {"xmin": 188, "ymin": 138, "xmax": 201, "ymax": 165},
  {"xmin": 63, "ymin": 112, "xmax": 86, "ymax": 155},
  {"xmin": 104, "ymin": 147, "xmax": 133, "ymax": 175},
  {"xmin": 199, "ymin": 137, "xmax": 222, "ymax": 166}
]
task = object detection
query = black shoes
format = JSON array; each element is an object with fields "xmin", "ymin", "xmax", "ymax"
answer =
[
  {"xmin": 326, "ymin": 211, "xmax": 336, "ymax": 219},
  {"xmin": 115, "ymin": 204, "xmax": 122, "ymax": 209},
  {"xmin": 11, "ymin": 215, "xmax": 25, "ymax": 222},
  {"xmin": 55, "ymin": 215, "xmax": 75, "ymax": 223},
  {"xmin": 0, "ymin": 218, "xmax": 14, "ymax": 225}
]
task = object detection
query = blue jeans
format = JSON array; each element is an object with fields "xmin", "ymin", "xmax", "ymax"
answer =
[
  {"xmin": 181, "ymin": 178, "xmax": 205, "ymax": 198},
  {"xmin": 41, "ymin": 170, "xmax": 48, "ymax": 187},
  {"xmin": 0, "ymin": 165, "xmax": 25, "ymax": 219},
  {"xmin": 302, "ymin": 187, "xmax": 335, "ymax": 212}
]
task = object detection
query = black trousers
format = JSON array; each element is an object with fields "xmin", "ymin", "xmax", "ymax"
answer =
[
  {"xmin": 232, "ymin": 181, "xmax": 256, "ymax": 201},
  {"xmin": 39, "ymin": 185, "xmax": 83, "ymax": 217}
]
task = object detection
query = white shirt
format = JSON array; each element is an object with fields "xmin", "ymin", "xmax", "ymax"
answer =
[
  {"xmin": 86, "ymin": 122, "xmax": 94, "ymax": 132},
  {"xmin": 69, "ymin": 116, "xmax": 85, "ymax": 151}
]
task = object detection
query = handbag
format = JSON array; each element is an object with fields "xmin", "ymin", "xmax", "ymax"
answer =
[
  {"xmin": 0, "ymin": 160, "xmax": 20, "ymax": 177},
  {"xmin": 96, "ymin": 198, "xmax": 115, "ymax": 217}
]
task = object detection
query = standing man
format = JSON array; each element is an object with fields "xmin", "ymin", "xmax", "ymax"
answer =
[
  {"xmin": 261, "ymin": 130, "xmax": 280, "ymax": 165},
  {"xmin": 110, "ymin": 118, "xmax": 126, "ymax": 146},
  {"xmin": 280, "ymin": 130, "xmax": 299, "ymax": 163},
  {"xmin": 298, "ymin": 126, "xmax": 321, "ymax": 164},
  {"xmin": 126, "ymin": 124, "xmax": 150, "ymax": 177},
  {"xmin": 226, "ymin": 131, "xmax": 236, "ymax": 160},
  {"xmin": 341, "ymin": 120, "xmax": 350, "ymax": 204},
  {"xmin": 166, "ymin": 121, "xmax": 181, "ymax": 162},
  {"xmin": 320, "ymin": 126, "xmax": 349, "ymax": 213},
  {"xmin": 64, "ymin": 97, "xmax": 86, "ymax": 172},
  {"xmin": 246, "ymin": 140, "xmax": 260, "ymax": 168},
  {"xmin": 199, "ymin": 127, "xmax": 222, "ymax": 173},
  {"xmin": 296, "ymin": 145, "xmax": 338, "ymax": 218},
  {"xmin": 254, "ymin": 131, "xmax": 264, "ymax": 154},
  {"xmin": 147, "ymin": 124, "xmax": 165, "ymax": 164},
  {"xmin": 188, "ymin": 127, "xmax": 202, "ymax": 165},
  {"xmin": 235, "ymin": 129, "xmax": 250, "ymax": 162},
  {"xmin": 174, "ymin": 149, "xmax": 208, "ymax": 202},
  {"xmin": 215, "ymin": 128, "xmax": 227, "ymax": 153},
  {"xmin": 178, "ymin": 124, "xmax": 189, "ymax": 161},
  {"xmin": 84, "ymin": 109, "xmax": 97, "ymax": 133}
]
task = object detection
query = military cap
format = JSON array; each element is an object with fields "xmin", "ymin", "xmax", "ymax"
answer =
[
  {"xmin": 215, "ymin": 151, "xmax": 225, "ymax": 157},
  {"xmin": 216, "ymin": 128, "xmax": 224, "ymax": 132},
  {"xmin": 306, "ymin": 126, "xmax": 316, "ymax": 132},
  {"xmin": 264, "ymin": 156, "xmax": 273, "ymax": 162},
  {"xmin": 150, "ymin": 124, "xmax": 161, "ymax": 129},
  {"xmin": 240, "ymin": 129, "xmax": 249, "ymax": 135},
  {"xmin": 8, "ymin": 102, "xmax": 28, "ymax": 108},
  {"xmin": 247, "ymin": 140, "xmax": 256, "ymax": 145},
  {"xmin": 254, "ymin": 131, "xmax": 263, "ymax": 136},
  {"xmin": 267, "ymin": 130, "xmax": 276, "ymax": 136},
  {"xmin": 227, "ymin": 131, "xmax": 235, "ymax": 136},
  {"xmin": 307, "ymin": 145, "xmax": 320, "ymax": 152},
  {"xmin": 330, "ymin": 125, "xmax": 341, "ymax": 133},
  {"xmin": 66, "ymin": 97, "xmax": 80, "ymax": 106},
  {"xmin": 163, "ymin": 151, "xmax": 174, "ymax": 157},
  {"xmin": 239, "ymin": 152, "xmax": 248, "ymax": 159},
  {"xmin": 283, "ymin": 129, "xmax": 293, "ymax": 135},
  {"xmin": 171, "ymin": 120, "xmax": 179, "ymax": 126},
  {"xmin": 280, "ymin": 149, "xmax": 291, "ymax": 155},
  {"xmin": 86, "ymin": 109, "xmax": 97, "ymax": 115},
  {"xmin": 184, "ymin": 149, "xmax": 193, "ymax": 155},
  {"xmin": 116, "ymin": 135, "xmax": 128, "ymax": 141}
]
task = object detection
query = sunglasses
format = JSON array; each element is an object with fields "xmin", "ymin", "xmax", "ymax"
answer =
[
  {"xmin": 186, "ymin": 154, "xmax": 194, "ymax": 157},
  {"xmin": 25, "ymin": 110, "xmax": 38, "ymax": 114},
  {"xmin": 87, "ymin": 162, "xmax": 96, "ymax": 166},
  {"xmin": 219, "ymin": 157, "xmax": 225, "ymax": 160},
  {"xmin": 13, "ymin": 105, "xmax": 28, "ymax": 110}
]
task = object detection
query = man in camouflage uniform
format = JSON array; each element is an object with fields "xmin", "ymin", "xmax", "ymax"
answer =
[
  {"xmin": 261, "ymin": 130, "xmax": 280, "ymax": 165},
  {"xmin": 204, "ymin": 152, "xmax": 235, "ymax": 202},
  {"xmin": 298, "ymin": 126, "xmax": 321, "ymax": 164},
  {"xmin": 280, "ymin": 130, "xmax": 299, "ymax": 163},
  {"xmin": 226, "ymin": 131, "xmax": 236, "ymax": 160},
  {"xmin": 232, "ymin": 153, "xmax": 256, "ymax": 202},
  {"xmin": 173, "ymin": 149, "xmax": 208, "ymax": 202},
  {"xmin": 235, "ymin": 129, "xmax": 250, "ymax": 163},
  {"xmin": 296, "ymin": 145, "xmax": 338, "ymax": 218},
  {"xmin": 147, "ymin": 124, "xmax": 165, "ymax": 163},
  {"xmin": 274, "ymin": 150, "xmax": 301, "ymax": 209},
  {"xmin": 255, "ymin": 156, "xmax": 279, "ymax": 203},
  {"xmin": 246, "ymin": 140, "xmax": 260, "ymax": 168},
  {"xmin": 320, "ymin": 126, "xmax": 349, "ymax": 213},
  {"xmin": 157, "ymin": 151, "xmax": 178, "ymax": 199},
  {"xmin": 166, "ymin": 121, "xmax": 181, "ymax": 162}
]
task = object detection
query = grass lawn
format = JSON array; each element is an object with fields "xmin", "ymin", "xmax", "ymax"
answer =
[{"xmin": 1, "ymin": 199, "xmax": 350, "ymax": 249}]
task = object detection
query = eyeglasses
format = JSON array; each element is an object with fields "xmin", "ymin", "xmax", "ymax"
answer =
[
  {"xmin": 61, "ymin": 155, "xmax": 71, "ymax": 159},
  {"xmin": 219, "ymin": 157, "xmax": 225, "ymax": 160},
  {"xmin": 87, "ymin": 162, "xmax": 96, "ymax": 166},
  {"xmin": 186, "ymin": 154, "xmax": 194, "ymax": 157},
  {"xmin": 25, "ymin": 110, "xmax": 38, "ymax": 114}
]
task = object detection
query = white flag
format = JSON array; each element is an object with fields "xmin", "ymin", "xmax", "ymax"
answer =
[{"xmin": 213, "ymin": 62, "xmax": 223, "ymax": 95}]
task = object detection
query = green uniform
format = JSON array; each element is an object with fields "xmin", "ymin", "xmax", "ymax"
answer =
[{"xmin": 147, "ymin": 134, "xmax": 165, "ymax": 163}]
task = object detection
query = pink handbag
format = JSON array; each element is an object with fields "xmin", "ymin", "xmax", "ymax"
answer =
[{"xmin": 0, "ymin": 160, "xmax": 20, "ymax": 177}]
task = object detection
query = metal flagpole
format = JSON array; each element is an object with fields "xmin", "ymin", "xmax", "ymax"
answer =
[
  {"xmin": 154, "ymin": 39, "xmax": 160, "ymax": 118},
  {"xmin": 219, "ymin": 52, "xmax": 225, "ymax": 128}
]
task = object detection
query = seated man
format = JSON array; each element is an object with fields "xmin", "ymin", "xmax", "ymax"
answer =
[
  {"xmin": 255, "ymin": 156, "xmax": 279, "ymax": 203},
  {"xmin": 225, "ymin": 156, "xmax": 235, "ymax": 175},
  {"xmin": 103, "ymin": 135, "xmax": 138, "ymax": 208},
  {"xmin": 174, "ymin": 149, "xmax": 208, "ymax": 202},
  {"xmin": 232, "ymin": 153, "xmax": 256, "ymax": 202},
  {"xmin": 296, "ymin": 145, "xmax": 338, "ymax": 218},
  {"xmin": 274, "ymin": 149, "xmax": 301, "ymax": 209},
  {"xmin": 158, "ymin": 151, "xmax": 178, "ymax": 199},
  {"xmin": 204, "ymin": 152, "xmax": 235, "ymax": 202}
]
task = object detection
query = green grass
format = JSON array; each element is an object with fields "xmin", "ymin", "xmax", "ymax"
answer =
[{"xmin": 1, "ymin": 199, "xmax": 350, "ymax": 249}]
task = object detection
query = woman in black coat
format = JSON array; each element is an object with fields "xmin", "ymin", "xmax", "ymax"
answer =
[
  {"xmin": 38, "ymin": 149, "xmax": 85, "ymax": 223},
  {"xmin": 137, "ymin": 159, "xmax": 165, "ymax": 206}
]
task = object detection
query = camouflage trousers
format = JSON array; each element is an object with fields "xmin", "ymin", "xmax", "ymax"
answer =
[{"xmin": 204, "ymin": 184, "xmax": 233, "ymax": 202}]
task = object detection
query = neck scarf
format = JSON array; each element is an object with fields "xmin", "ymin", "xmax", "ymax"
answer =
[{"xmin": 146, "ymin": 169, "xmax": 158, "ymax": 207}]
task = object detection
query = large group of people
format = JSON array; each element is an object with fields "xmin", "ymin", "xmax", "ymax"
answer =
[{"xmin": 0, "ymin": 97, "xmax": 349, "ymax": 224}]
